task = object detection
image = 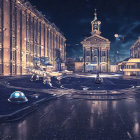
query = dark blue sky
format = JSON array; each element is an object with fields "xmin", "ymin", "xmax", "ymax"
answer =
[{"xmin": 29, "ymin": 0, "xmax": 140, "ymax": 60}]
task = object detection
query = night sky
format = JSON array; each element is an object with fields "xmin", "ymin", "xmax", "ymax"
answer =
[{"xmin": 29, "ymin": 0, "xmax": 140, "ymax": 61}]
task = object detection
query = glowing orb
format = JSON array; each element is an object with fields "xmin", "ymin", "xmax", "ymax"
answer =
[{"xmin": 114, "ymin": 34, "xmax": 119, "ymax": 38}]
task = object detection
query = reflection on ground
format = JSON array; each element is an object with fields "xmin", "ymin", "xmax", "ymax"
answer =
[
  {"xmin": 0, "ymin": 94, "xmax": 140, "ymax": 140},
  {"xmin": 0, "ymin": 75, "xmax": 140, "ymax": 140}
]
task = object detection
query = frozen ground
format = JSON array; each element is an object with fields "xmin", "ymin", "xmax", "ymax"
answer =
[{"xmin": 0, "ymin": 74, "xmax": 140, "ymax": 140}]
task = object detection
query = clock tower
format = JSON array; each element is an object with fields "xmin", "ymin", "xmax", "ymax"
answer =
[
  {"xmin": 81, "ymin": 9, "xmax": 110, "ymax": 73},
  {"xmin": 91, "ymin": 9, "xmax": 101, "ymax": 35}
]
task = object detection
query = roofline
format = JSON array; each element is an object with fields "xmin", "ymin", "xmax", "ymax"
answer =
[{"xmin": 17, "ymin": 0, "xmax": 66, "ymax": 40}]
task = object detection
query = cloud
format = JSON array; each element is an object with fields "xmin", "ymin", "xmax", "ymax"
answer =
[
  {"xmin": 119, "ymin": 21, "xmax": 140, "ymax": 37},
  {"xmin": 79, "ymin": 18, "xmax": 91, "ymax": 24}
]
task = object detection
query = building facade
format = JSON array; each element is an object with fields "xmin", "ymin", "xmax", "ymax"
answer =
[
  {"xmin": 118, "ymin": 37, "xmax": 140, "ymax": 76},
  {"xmin": 110, "ymin": 65, "xmax": 118, "ymax": 73},
  {"xmin": 0, "ymin": 0, "xmax": 66, "ymax": 76},
  {"xmin": 81, "ymin": 10, "xmax": 110, "ymax": 73},
  {"xmin": 130, "ymin": 36, "xmax": 140, "ymax": 58}
]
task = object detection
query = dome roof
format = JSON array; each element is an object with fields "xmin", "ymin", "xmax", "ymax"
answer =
[{"xmin": 8, "ymin": 91, "xmax": 28, "ymax": 103}]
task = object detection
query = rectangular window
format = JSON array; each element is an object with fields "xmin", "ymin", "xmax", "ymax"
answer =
[
  {"xmin": 86, "ymin": 50, "xmax": 90, "ymax": 56},
  {"xmin": 102, "ymin": 51, "xmax": 106, "ymax": 56},
  {"xmin": 26, "ymin": 42, "xmax": 30, "ymax": 51},
  {"xmin": 12, "ymin": 51, "xmax": 16, "ymax": 61},
  {"xmin": 131, "ymin": 65, "xmax": 135, "ymax": 69},
  {"xmin": 93, "ymin": 49, "xmax": 98, "ymax": 56},
  {"xmin": 137, "ymin": 63, "xmax": 140, "ymax": 68},
  {"xmin": 101, "ymin": 57, "xmax": 106, "ymax": 62}
]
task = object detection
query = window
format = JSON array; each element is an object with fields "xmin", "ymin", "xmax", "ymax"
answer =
[
  {"xmin": 93, "ymin": 49, "xmax": 98, "ymax": 56},
  {"xmin": 26, "ymin": 42, "xmax": 30, "ymax": 51},
  {"xmin": 137, "ymin": 63, "xmax": 140, "ymax": 68},
  {"xmin": 86, "ymin": 50, "xmax": 90, "ymax": 56},
  {"xmin": 101, "ymin": 57, "xmax": 106, "ymax": 62},
  {"xmin": 102, "ymin": 51, "xmax": 106, "ymax": 56},
  {"xmin": 93, "ymin": 23, "xmax": 98, "ymax": 30},
  {"xmin": 12, "ymin": 37, "xmax": 15, "ymax": 49},
  {"xmin": 86, "ymin": 57, "xmax": 90, "ymax": 62},
  {"xmin": 12, "ymin": 51, "xmax": 16, "ymax": 61},
  {"xmin": 93, "ymin": 57, "xmax": 97, "ymax": 63}
]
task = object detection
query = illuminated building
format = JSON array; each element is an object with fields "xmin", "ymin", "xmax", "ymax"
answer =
[
  {"xmin": 0, "ymin": 0, "xmax": 66, "ymax": 76},
  {"xmin": 81, "ymin": 10, "xmax": 110, "ymax": 73},
  {"xmin": 130, "ymin": 36, "xmax": 140, "ymax": 58},
  {"xmin": 118, "ymin": 37, "xmax": 140, "ymax": 76}
]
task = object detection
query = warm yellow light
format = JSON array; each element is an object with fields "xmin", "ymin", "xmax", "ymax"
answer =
[{"xmin": 114, "ymin": 34, "xmax": 119, "ymax": 38}]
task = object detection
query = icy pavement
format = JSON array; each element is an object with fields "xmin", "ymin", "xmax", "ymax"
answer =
[
  {"xmin": 0, "ymin": 75, "xmax": 140, "ymax": 139},
  {"xmin": 1, "ymin": 92, "xmax": 140, "ymax": 140}
]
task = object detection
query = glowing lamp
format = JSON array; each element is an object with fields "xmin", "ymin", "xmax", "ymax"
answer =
[
  {"xmin": 8, "ymin": 91, "xmax": 28, "ymax": 103},
  {"xmin": 114, "ymin": 34, "xmax": 119, "ymax": 38}
]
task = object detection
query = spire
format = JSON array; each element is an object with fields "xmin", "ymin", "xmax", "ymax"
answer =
[{"xmin": 94, "ymin": 9, "xmax": 97, "ymax": 21}]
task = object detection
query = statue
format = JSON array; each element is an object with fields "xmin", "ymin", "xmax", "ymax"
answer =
[{"xmin": 95, "ymin": 72, "xmax": 103, "ymax": 84}]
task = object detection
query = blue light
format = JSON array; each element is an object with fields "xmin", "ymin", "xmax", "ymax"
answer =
[
  {"xmin": 8, "ymin": 91, "xmax": 28, "ymax": 103},
  {"xmin": 14, "ymin": 92, "xmax": 20, "ymax": 98},
  {"xmin": 21, "ymin": 93, "xmax": 25, "ymax": 97}
]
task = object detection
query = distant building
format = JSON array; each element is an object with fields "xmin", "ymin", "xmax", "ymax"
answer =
[
  {"xmin": 110, "ymin": 65, "xmax": 118, "ymax": 73},
  {"xmin": 118, "ymin": 37, "xmax": 140, "ymax": 76},
  {"xmin": 130, "ymin": 37, "xmax": 140, "ymax": 58},
  {"xmin": 66, "ymin": 58, "xmax": 75, "ymax": 71},
  {"xmin": 75, "ymin": 62, "xmax": 83, "ymax": 72},
  {"xmin": 118, "ymin": 58, "xmax": 140, "ymax": 76},
  {"xmin": 0, "ymin": 0, "xmax": 66, "ymax": 76},
  {"xmin": 74, "ymin": 57, "xmax": 83, "ymax": 72},
  {"xmin": 81, "ymin": 10, "xmax": 110, "ymax": 73}
]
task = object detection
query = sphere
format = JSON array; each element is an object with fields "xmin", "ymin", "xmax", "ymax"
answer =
[{"xmin": 114, "ymin": 34, "xmax": 119, "ymax": 38}]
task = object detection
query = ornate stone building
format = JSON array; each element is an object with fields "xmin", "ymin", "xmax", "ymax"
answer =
[
  {"xmin": 81, "ymin": 10, "xmax": 110, "ymax": 73},
  {"xmin": 0, "ymin": 0, "xmax": 66, "ymax": 76},
  {"xmin": 118, "ymin": 37, "xmax": 140, "ymax": 76},
  {"xmin": 130, "ymin": 36, "xmax": 140, "ymax": 58}
]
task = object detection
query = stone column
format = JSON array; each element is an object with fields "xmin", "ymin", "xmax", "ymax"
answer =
[
  {"xmin": 90, "ymin": 47, "xmax": 92, "ymax": 62},
  {"xmin": 48, "ymin": 28, "xmax": 50, "ymax": 58},
  {"xmin": 22, "ymin": 10, "xmax": 27, "ymax": 75},
  {"xmin": 64, "ymin": 42, "xmax": 66, "ymax": 62},
  {"xmin": 83, "ymin": 47, "xmax": 86, "ymax": 72},
  {"xmin": 97, "ymin": 48, "xmax": 100, "ymax": 72},
  {"xmin": 100, "ymin": 48, "xmax": 101, "ymax": 72},
  {"xmin": 107, "ymin": 49, "xmax": 109, "ymax": 72},
  {"xmin": 45, "ymin": 26, "xmax": 48, "ymax": 57},
  {"xmin": 41, "ymin": 22, "xmax": 44, "ymax": 57},
  {"xmin": 16, "ymin": 7, "xmax": 21, "ymax": 75},
  {"xmin": 52, "ymin": 31, "xmax": 55, "ymax": 62},
  {"xmin": 43, "ymin": 24, "xmax": 45, "ymax": 57},
  {"xmin": 51, "ymin": 31, "xmax": 53, "ymax": 61},
  {"xmin": 0, "ymin": 0, "xmax": 3, "ymax": 75},
  {"xmin": 3, "ymin": 0, "xmax": 10, "ymax": 75},
  {"xmin": 39, "ymin": 21, "xmax": 41, "ymax": 57},
  {"xmin": 19, "ymin": 10, "xmax": 22, "ymax": 75}
]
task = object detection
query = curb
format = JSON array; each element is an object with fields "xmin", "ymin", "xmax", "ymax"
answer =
[{"xmin": 0, "ymin": 96, "xmax": 57, "ymax": 123}]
